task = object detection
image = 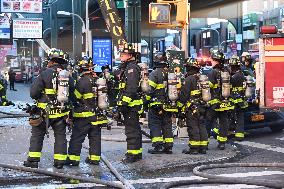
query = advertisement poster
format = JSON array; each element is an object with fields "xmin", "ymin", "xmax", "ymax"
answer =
[
  {"xmin": 1, "ymin": 0, "xmax": 42, "ymax": 13},
  {"xmin": 13, "ymin": 19, "xmax": 42, "ymax": 39},
  {"xmin": 92, "ymin": 38, "xmax": 112, "ymax": 72},
  {"xmin": 0, "ymin": 14, "xmax": 10, "ymax": 39}
]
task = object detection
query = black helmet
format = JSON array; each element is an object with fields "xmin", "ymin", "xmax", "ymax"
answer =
[
  {"xmin": 47, "ymin": 48, "xmax": 68, "ymax": 64},
  {"xmin": 229, "ymin": 55, "xmax": 241, "ymax": 66},
  {"xmin": 184, "ymin": 58, "xmax": 200, "ymax": 69},
  {"xmin": 153, "ymin": 52, "xmax": 169, "ymax": 67},
  {"xmin": 118, "ymin": 43, "xmax": 136, "ymax": 54},
  {"xmin": 211, "ymin": 50, "xmax": 225, "ymax": 61},
  {"xmin": 78, "ymin": 57, "xmax": 94, "ymax": 73},
  {"xmin": 101, "ymin": 65, "xmax": 110, "ymax": 71}
]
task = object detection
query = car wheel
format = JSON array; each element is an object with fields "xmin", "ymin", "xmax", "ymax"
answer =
[{"xmin": 270, "ymin": 126, "xmax": 283, "ymax": 133}]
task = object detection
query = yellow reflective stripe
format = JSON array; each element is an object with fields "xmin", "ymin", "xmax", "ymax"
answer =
[
  {"xmin": 230, "ymin": 98, "xmax": 244, "ymax": 103},
  {"xmin": 208, "ymin": 99, "xmax": 219, "ymax": 105},
  {"xmin": 0, "ymin": 85, "xmax": 3, "ymax": 90},
  {"xmin": 44, "ymin": 88, "xmax": 56, "ymax": 95},
  {"xmin": 37, "ymin": 103, "xmax": 47, "ymax": 109},
  {"xmin": 152, "ymin": 137, "xmax": 163, "ymax": 143},
  {"xmin": 91, "ymin": 120, "xmax": 109, "ymax": 126},
  {"xmin": 54, "ymin": 154, "xmax": 67, "ymax": 161},
  {"xmin": 146, "ymin": 95, "xmax": 151, "ymax": 101},
  {"xmin": 119, "ymin": 83, "xmax": 126, "ymax": 89},
  {"xmin": 74, "ymin": 89, "xmax": 82, "ymax": 99},
  {"xmin": 241, "ymin": 102, "xmax": 249, "ymax": 109},
  {"xmin": 200, "ymin": 141, "xmax": 209, "ymax": 146},
  {"xmin": 129, "ymin": 99, "xmax": 143, "ymax": 107},
  {"xmin": 73, "ymin": 112, "xmax": 95, "ymax": 118},
  {"xmin": 164, "ymin": 108, "xmax": 178, "ymax": 112},
  {"xmin": 28, "ymin": 152, "xmax": 41, "ymax": 158},
  {"xmin": 122, "ymin": 96, "xmax": 132, "ymax": 103},
  {"xmin": 235, "ymin": 132, "xmax": 244, "ymax": 138},
  {"xmin": 217, "ymin": 136, "xmax": 227, "ymax": 142},
  {"xmin": 232, "ymin": 87, "xmax": 245, "ymax": 92},
  {"xmin": 177, "ymin": 101, "xmax": 183, "ymax": 108},
  {"xmin": 148, "ymin": 80, "xmax": 157, "ymax": 88},
  {"xmin": 83, "ymin": 93, "xmax": 95, "ymax": 99},
  {"xmin": 149, "ymin": 101, "xmax": 162, "ymax": 107},
  {"xmin": 191, "ymin": 90, "xmax": 201, "ymax": 96},
  {"xmin": 156, "ymin": 84, "xmax": 165, "ymax": 89},
  {"xmin": 89, "ymin": 155, "xmax": 101, "ymax": 161},
  {"xmin": 209, "ymin": 82, "xmax": 219, "ymax": 89},
  {"xmin": 186, "ymin": 102, "xmax": 191, "ymax": 108},
  {"xmin": 2, "ymin": 96, "xmax": 6, "ymax": 99},
  {"xmin": 127, "ymin": 149, "xmax": 142, "ymax": 155},
  {"xmin": 49, "ymin": 111, "xmax": 69, "ymax": 119},
  {"xmin": 189, "ymin": 141, "xmax": 200, "ymax": 146},
  {"xmin": 164, "ymin": 138, "xmax": 173, "ymax": 143},
  {"xmin": 68, "ymin": 155, "xmax": 80, "ymax": 161},
  {"xmin": 213, "ymin": 128, "xmax": 219, "ymax": 134},
  {"xmin": 3, "ymin": 102, "xmax": 7, "ymax": 106}
]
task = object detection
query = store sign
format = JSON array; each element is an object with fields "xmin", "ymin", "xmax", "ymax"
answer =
[
  {"xmin": 243, "ymin": 13, "xmax": 258, "ymax": 27},
  {"xmin": 0, "ymin": 15, "xmax": 10, "ymax": 39},
  {"xmin": 1, "ymin": 0, "xmax": 42, "ymax": 13},
  {"xmin": 13, "ymin": 19, "xmax": 42, "ymax": 39},
  {"xmin": 92, "ymin": 38, "xmax": 112, "ymax": 72},
  {"xmin": 97, "ymin": 0, "xmax": 126, "ymax": 47}
]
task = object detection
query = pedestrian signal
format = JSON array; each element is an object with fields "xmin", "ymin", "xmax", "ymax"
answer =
[{"xmin": 149, "ymin": 3, "xmax": 171, "ymax": 24}]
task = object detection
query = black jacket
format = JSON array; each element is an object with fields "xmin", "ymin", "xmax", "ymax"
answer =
[{"xmin": 148, "ymin": 67, "xmax": 167, "ymax": 104}]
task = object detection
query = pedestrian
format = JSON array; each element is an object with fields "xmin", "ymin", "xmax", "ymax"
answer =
[
  {"xmin": 8, "ymin": 69, "xmax": 16, "ymax": 91},
  {"xmin": 205, "ymin": 50, "xmax": 234, "ymax": 150},
  {"xmin": 23, "ymin": 48, "xmax": 75, "ymax": 169},
  {"xmin": 116, "ymin": 43, "xmax": 143, "ymax": 163},
  {"xmin": 241, "ymin": 52, "xmax": 255, "ymax": 77},
  {"xmin": 179, "ymin": 58, "xmax": 209, "ymax": 154},
  {"xmin": 66, "ymin": 57, "xmax": 108, "ymax": 166},
  {"xmin": 147, "ymin": 52, "xmax": 174, "ymax": 154}
]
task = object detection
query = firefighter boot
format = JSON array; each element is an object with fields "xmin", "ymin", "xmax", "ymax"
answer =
[
  {"xmin": 182, "ymin": 148, "xmax": 199, "ymax": 155},
  {"xmin": 65, "ymin": 157, "xmax": 79, "ymax": 166},
  {"xmin": 217, "ymin": 143, "xmax": 225, "ymax": 150},
  {"xmin": 163, "ymin": 146, "xmax": 173, "ymax": 154},
  {"xmin": 122, "ymin": 154, "xmax": 142, "ymax": 163},
  {"xmin": 199, "ymin": 147, "xmax": 207, "ymax": 154},
  {"xmin": 148, "ymin": 144, "xmax": 164, "ymax": 154},
  {"xmin": 23, "ymin": 160, "xmax": 38, "ymax": 168},
  {"xmin": 85, "ymin": 157, "xmax": 100, "ymax": 165},
  {"xmin": 53, "ymin": 161, "xmax": 64, "ymax": 169}
]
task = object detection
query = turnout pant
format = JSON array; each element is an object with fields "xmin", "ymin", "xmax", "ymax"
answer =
[
  {"xmin": 205, "ymin": 109, "xmax": 230, "ymax": 144},
  {"xmin": 27, "ymin": 118, "xmax": 67, "ymax": 163},
  {"xmin": 186, "ymin": 109, "xmax": 208, "ymax": 149},
  {"xmin": 68, "ymin": 117, "xmax": 102, "ymax": 162},
  {"xmin": 148, "ymin": 108, "xmax": 173, "ymax": 148},
  {"xmin": 234, "ymin": 108, "xmax": 245, "ymax": 139},
  {"xmin": 122, "ymin": 108, "xmax": 142, "ymax": 156}
]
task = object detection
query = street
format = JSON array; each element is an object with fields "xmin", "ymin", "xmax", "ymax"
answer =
[{"xmin": 0, "ymin": 83, "xmax": 283, "ymax": 189}]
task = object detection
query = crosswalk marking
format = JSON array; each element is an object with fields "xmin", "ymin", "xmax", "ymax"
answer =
[
  {"xmin": 235, "ymin": 141, "xmax": 284, "ymax": 154},
  {"xmin": 11, "ymin": 171, "xmax": 284, "ymax": 188}
]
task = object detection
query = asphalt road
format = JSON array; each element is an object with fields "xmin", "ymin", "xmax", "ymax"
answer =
[{"xmin": 1, "ymin": 83, "xmax": 284, "ymax": 189}]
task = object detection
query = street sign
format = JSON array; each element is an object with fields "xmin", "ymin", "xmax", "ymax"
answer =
[
  {"xmin": 116, "ymin": 0, "xmax": 125, "ymax": 9},
  {"xmin": 92, "ymin": 38, "xmax": 112, "ymax": 72},
  {"xmin": 236, "ymin": 34, "xmax": 243, "ymax": 43},
  {"xmin": 0, "ymin": 14, "xmax": 10, "ymax": 39},
  {"xmin": 149, "ymin": 3, "xmax": 171, "ymax": 24}
]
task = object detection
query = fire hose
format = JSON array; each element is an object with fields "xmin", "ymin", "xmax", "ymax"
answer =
[{"xmin": 162, "ymin": 163, "xmax": 284, "ymax": 189}]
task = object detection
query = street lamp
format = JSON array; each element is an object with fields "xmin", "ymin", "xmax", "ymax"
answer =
[
  {"xmin": 57, "ymin": 11, "xmax": 87, "ymax": 55},
  {"xmin": 201, "ymin": 28, "xmax": 221, "ymax": 50}
]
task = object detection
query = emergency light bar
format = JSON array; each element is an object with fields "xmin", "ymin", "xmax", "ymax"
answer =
[{"xmin": 260, "ymin": 25, "xmax": 278, "ymax": 34}]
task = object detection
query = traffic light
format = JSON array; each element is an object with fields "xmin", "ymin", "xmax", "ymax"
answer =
[
  {"xmin": 176, "ymin": 1, "xmax": 190, "ymax": 24},
  {"xmin": 149, "ymin": 3, "xmax": 171, "ymax": 24}
]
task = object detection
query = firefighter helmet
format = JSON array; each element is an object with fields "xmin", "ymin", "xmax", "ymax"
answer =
[
  {"xmin": 229, "ymin": 55, "xmax": 241, "ymax": 66},
  {"xmin": 211, "ymin": 50, "xmax": 225, "ymax": 61},
  {"xmin": 47, "ymin": 48, "xmax": 68, "ymax": 64},
  {"xmin": 184, "ymin": 58, "xmax": 200, "ymax": 68},
  {"xmin": 241, "ymin": 52, "xmax": 252, "ymax": 61},
  {"xmin": 153, "ymin": 52, "xmax": 169, "ymax": 67},
  {"xmin": 118, "ymin": 43, "xmax": 136, "ymax": 54},
  {"xmin": 78, "ymin": 57, "xmax": 94, "ymax": 73}
]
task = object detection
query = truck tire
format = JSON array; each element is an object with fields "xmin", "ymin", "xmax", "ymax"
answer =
[{"xmin": 270, "ymin": 126, "xmax": 283, "ymax": 133}]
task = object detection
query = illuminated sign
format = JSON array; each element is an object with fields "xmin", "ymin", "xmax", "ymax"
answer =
[
  {"xmin": 149, "ymin": 3, "xmax": 171, "ymax": 24},
  {"xmin": 13, "ymin": 19, "xmax": 42, "ymax": 39}
]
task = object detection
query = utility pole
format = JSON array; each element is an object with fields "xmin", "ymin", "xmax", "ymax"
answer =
[
  {"xmin": 72, "ymin": 0, "xmax": 83, "ymax": 60},
  {"xmin": 125, "ymin": 0, "xmax": 141, "ymax": 53},
  {"xmin": 50, "ymin": 1, "xmax": 58, "ymax": 48}
]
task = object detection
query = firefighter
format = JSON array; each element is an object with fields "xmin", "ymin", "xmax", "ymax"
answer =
[
  {"xmin": 0, "ymin": 75, "xmax": 14, "ymax": 106},
  {"xmin": 229, "ymin": 55, "xmax": 249, "ymax": 141},
  {"xmin": 66, "ymin": 58, "xmax": 108, "ymax": 166},
  {"xmin": 241, "ymin": 52, "xmax": 254, "ymax": 77},
  {"xmin": 205, "ymin": 50, "xmax": 234, "ymax": 150},
  {"xmin": 100, "ymin": 65, "xmax": 116, "ymax": 107},
  {"xmin": 147, "ymin": 52, "xmax": 174, "ymax": 154},
  {"xmin": 179, "ymin": 58, "xmax": 208, "ymax": 154},
  {"xmin": 23, "ymin": 48, "xmax": 75, "ymax": 169},
  {"xmin": 117, "ymin": 43, "xmax": 143, "ymax": 163}
]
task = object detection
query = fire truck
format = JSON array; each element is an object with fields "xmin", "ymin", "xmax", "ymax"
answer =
[{"xmin": 251, "ymin": 25, "xmax": 284, "ymax": 132}]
